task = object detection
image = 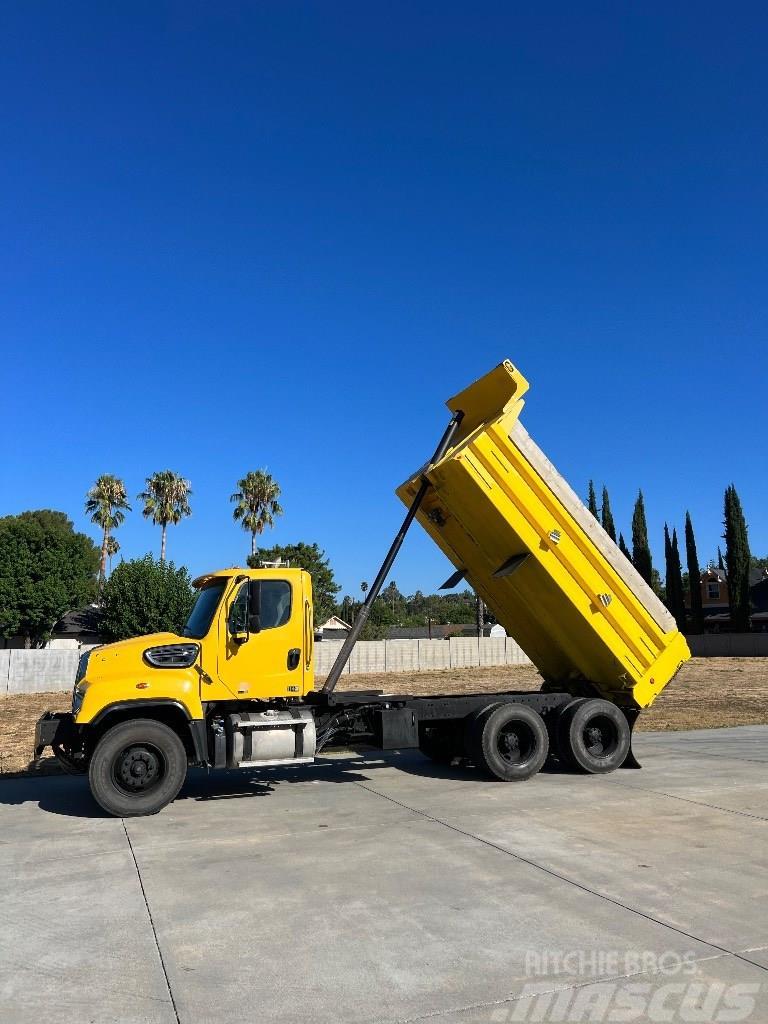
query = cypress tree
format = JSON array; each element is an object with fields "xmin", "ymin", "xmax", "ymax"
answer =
[
  {"xmin": 664, "ymin": 523, "xmax": 672, "ymax": 584},
  {"xmin": 684, "ymin": 511, "xmax": 703, "ymax": 633},
  {"xmin": 717, "ymin": 546, "xmax": 725, "ymax": 572},
  {"xmin": 618, "ymin": 532, "xmax": 632, "ymax": 561},
  {"xmin": 631, "ymin": 491, "xmax": 653, "ymax": 585},
  {"xmin": 587, "ymin": 480, "xmax": 598, "ymax": 519},
  {"xmin": 601, "ymin": 485, "xmax": 617, "ymax": 542},
  {"xmin": 723, "ymin": 485, "xmax": 751, "ymax": 631},
  {"xmin": 663, "ymin": 525, "xmax": 685, "ymax": 628},
  {"xmin": 670, "ymin": 528, "xmax": 685, "ymax": 628}
]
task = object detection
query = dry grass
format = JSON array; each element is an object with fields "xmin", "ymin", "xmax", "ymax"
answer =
[{"xmin": 2, "ymin": 658, "xmax": 766, "ymax": 777}]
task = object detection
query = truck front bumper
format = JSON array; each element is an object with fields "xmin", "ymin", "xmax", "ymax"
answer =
[{"xmin": 34, "ymin": 711, "xmax": 76, "ymax": 758}]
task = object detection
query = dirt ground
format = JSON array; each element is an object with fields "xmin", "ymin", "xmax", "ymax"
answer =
[{"xmin": 1, "ymin": 658, "xmax": 766, "ymax": 777}]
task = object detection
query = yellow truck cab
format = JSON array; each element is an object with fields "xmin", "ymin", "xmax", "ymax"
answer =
[{"xmin": 36, "ymin": 360, "xmax": 690, "ymax": 818}]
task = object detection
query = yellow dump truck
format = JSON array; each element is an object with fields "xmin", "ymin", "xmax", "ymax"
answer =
[{"xmin": 36, "ymin": 361, "xmax": 689, "ymax": 817}]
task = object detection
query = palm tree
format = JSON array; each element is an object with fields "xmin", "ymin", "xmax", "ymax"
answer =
[
  {"xmin": 360, "ymin": 581, "xmax": 369, "ymax": 599},
  {"xmin": 85, "ymin": 474, "xmax": 131, "ymax": 583},
  {"xmin": 138, "ymin": 471, "xmax": 192, "ymax": 562},
  {"xmin": 106, "ymin": 535, "xmax": 120, "ymax": 574},
  {"xmin": 230, "ymin": 470, "xmax": 283, "ymax": 557}
]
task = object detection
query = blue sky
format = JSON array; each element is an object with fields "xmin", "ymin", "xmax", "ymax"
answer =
[{"xmin": 1, "ymin": 2, "xmax": 766, "ymax": 598}]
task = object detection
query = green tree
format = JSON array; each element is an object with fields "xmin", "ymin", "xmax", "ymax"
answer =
[
  {"xmin": 248, "ymin": 542, "xmax": 341, "ymax": 625},
  {"xmin": 717, "ymin": 547, "xmax": 725, "ymax": 571},
  {"xmin": 631, "ymin": 491, "xmax": 653, "ymax": 585},
  {"xmin": 723, "ymin": 485, "xmax": 751, "ymax": 631},
  {"xmin": 360, "ymin": 581, "xmax": 369, "ymax": 599},
  {"xmin": 600, "ymin": 485, "xmax": 617, "ymax": 542},
  {"xmin": 0, "ymin": 511, "xmax": 99, "ymax": 647},
  {"xmin": 230, "ymin": 470, "xmax": 283, "ymax": 557},
  {"xmin": 106, "ymin": 535, "xmax": 120, "ymax": 574},
  {"xmin": 664, "ymin": 525, "xmax": 685, "ymax": 629},
  {"xmin": 85, "ymin": 474, "xmax": 131, "ymax": 582},
  {"xmin": 750, "ymin": 555, "xmax": 768, "ymax": 571},
  {"xmin": 587, "ymin": 480, "xmax": 598, "ymax": 519},
  {"xmin": 101, "ymin": 555, "xmax": 195, "ymax": 641},
  {"xmin": 138, "ymin": 471, "xmax": 192, "ymax": 562},
  {"xmin": 684, "ymin": 511, "xmax": 703, "ymax": 633},
  {"xmin": 618, "ymin": 532, "xmax": 632, "ymax": 561}
]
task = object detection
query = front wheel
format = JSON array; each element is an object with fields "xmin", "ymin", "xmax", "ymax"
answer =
[{"xmin": 88, "ymin": 719, "xmax": 188, "ymax": 817}]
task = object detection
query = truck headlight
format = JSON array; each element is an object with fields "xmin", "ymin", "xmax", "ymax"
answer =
[
  {"xmin": 143, "ymin": 643, "xmax": 200, "ymax": 668},
  {"xmin": 72, "ymin": 684, "xmax": 85, "ymax": 716}
]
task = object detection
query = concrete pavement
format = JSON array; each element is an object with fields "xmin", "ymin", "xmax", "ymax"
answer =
[{"xmin": 1, "ymin": 726, "xmax": 767, "ymax": 1023}]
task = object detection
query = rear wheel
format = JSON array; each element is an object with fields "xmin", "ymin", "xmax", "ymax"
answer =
[
  {"xmin": 558, "ymin": 698, "xmax": 630, "ymax": 774},
  {"xmin": 88, "ymin": 719, "xmax": 188, "ymax": 817},
  {"xmin": 467, "ymin": 703, "xmax": 549, "ymax": 781}
]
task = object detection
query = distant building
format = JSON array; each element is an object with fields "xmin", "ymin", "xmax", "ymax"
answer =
[
  {"xmin": 317, "ymin": 615, "xmax": 352, "ymax": 641},
  {"xmin": 47, "ymin": 605, "xmax": 105, "ymax": 650},
  {"xmin": 387, "ymin": 623, "xmax": 497, "ymax": 640},
  {"xmin": 1, "ymin": 604, "xmax": 106, "ymax": 650},
  {"xmin": 688, "ymin": 566, "xmax": 768, "ymax": 632}
]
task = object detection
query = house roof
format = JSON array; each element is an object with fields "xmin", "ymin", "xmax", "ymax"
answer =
[
  {"xmin": 319, "ymin": 615, "xmax": 351, "ymax": 631},
  {"xmin": 387, "ymin": 623, "xmax": 483, "ymax": 640},
  {"xmin": 52, "ymin": 605, "xmax": 104, "ymax": 637},
  {"xmin": 701, "ymin": 567, "xmax": 768, "ymax": 587},
  {"xmin": 702, "ymin": 567, "xmax": 727, "ymax": 583}
]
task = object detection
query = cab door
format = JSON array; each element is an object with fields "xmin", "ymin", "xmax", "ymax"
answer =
[{"xmin": 216, "ymin": 576, "xmax": 304, "ymax": 700}]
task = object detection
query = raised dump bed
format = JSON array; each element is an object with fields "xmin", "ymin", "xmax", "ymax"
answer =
[{"xmin": 397, "ymin": 360, "xmax": 690, "ymax": 711}]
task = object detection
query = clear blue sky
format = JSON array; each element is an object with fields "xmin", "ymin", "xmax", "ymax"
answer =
[{"xmin": 1, "ymin": 2, "xmax": 766, "ymax": 598}]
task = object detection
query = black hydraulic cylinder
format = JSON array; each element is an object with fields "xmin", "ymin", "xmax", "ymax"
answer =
[{"xmin": 321, "ymin": 410, "xmax": 464, "ymax": 694}]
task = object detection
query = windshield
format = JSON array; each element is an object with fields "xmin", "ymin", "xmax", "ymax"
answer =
[{"xmin": 183, "ymin": 580, "xmax": 228, "ymax": 639}]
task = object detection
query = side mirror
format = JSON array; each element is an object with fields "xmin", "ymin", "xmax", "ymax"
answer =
[
  {"xmin": 248, "ymin": 580, "xmax": 262, "ymax": 634},
  {"xmin": 229, "ymin": 580, "xmax": 251, "ymax": 645}
]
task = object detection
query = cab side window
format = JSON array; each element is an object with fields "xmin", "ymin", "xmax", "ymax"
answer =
[
  {"xmin": 228, "ymin": 585, "xmax": 248, "ymax": 634},
  {"xmin": 261, "ymin": 580, "xmax": 292, "ymax": 629}
]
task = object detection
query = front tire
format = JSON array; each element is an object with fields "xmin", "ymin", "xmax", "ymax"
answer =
[{"xmin": 88, "ymin": 719, "xmax": 188, "ymax": 817}]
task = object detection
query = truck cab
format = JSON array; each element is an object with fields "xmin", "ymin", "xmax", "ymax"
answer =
[{"xmin": 36, "ymin": 568, "xmax": 316, "ymax": 815}]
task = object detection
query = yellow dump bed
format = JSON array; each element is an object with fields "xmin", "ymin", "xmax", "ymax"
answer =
[{"xmin": 397, "ymin": 361, "xmax": 690, "ymax": 711}]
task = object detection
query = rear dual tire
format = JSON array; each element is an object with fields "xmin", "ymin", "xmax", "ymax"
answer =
[
  {"xmin": 557, "ymin": 698, "xmax": 630, "ymax": 774},
  {"xmin": 467, "ymin": 703, "xmax": 549, "ymax": 781}
]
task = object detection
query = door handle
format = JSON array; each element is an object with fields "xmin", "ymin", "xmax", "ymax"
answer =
[{"xmin": 287, "ymin": 648, "xmax": 300, "ymax": 671}]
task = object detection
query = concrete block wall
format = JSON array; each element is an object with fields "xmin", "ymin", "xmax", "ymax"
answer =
[
  {"xmin": 315, "ymin": 636, "xmax": 531, "ymax": 678},
  {"xmin": 1, "ymin": 639, "xmax": 531, "ymax": 694},
  {"xmin": 687, "ymin": 633, "xmax": 768, "ymax": 657},
  {"xmin": 3, "ymin": 635, "xmax": 765, "ymax": 696},
  {"xmin": 2, "ymin": 649, "xmax": 80, "ymax": 695}
]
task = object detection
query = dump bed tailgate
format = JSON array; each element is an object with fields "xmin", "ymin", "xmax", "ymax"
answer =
[{"xmin": 397, "ymin": 361, "xmax": 690, "ymax": 710}]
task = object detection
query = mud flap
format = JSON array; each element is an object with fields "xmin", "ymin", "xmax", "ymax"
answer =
[{"xmin": 620, "ymin": 709, "xmax": 642, "ymax": 769}]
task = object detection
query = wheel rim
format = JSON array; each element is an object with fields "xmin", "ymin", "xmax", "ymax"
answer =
[
  {"xmin": 496, "ymin": 721, "xmax": 536, "ymax": 765},
  {"xmin": 581, "ymin": 715, "xmax": 619, "ymax": 759},
  {"xmin": 112, "ymin": 743, "xmax": 166, "ymax": 796}
]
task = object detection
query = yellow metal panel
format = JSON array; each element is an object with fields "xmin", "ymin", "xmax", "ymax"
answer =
[{"xmin": 397, "ymin": 361, "xmax": 690, "ymax": 710}]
